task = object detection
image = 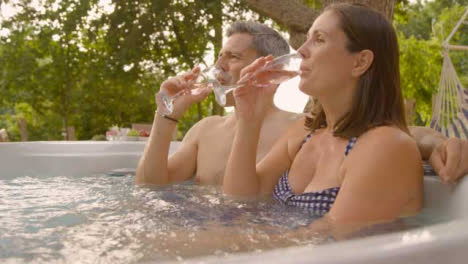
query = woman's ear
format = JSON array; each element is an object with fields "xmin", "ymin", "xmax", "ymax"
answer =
[{"xmin": 351, "ymin": 49, "xmax": 374, "ymax": 77}]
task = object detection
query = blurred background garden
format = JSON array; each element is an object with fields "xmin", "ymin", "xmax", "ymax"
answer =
[{"xmin": 0, "ymin": 0, "xmax": 466, "ymax": 141}]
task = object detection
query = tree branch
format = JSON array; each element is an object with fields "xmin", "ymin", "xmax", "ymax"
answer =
[
  {"xmin": 242, "ymin": 0, "xmax": 395, "ymax": 50},
  {"xmin": 242, "ymin": 0, "xmax": 320, "ymax": 49}
]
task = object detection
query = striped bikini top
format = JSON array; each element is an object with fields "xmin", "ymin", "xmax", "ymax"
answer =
[{"xmin": 273, "ymin": 132, "xmax": 357, "ymax": 216}]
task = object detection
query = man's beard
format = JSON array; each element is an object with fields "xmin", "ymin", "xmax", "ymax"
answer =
[{"xmin": 216, "ymin": 70, "xmax": 233, "ymax": 86}]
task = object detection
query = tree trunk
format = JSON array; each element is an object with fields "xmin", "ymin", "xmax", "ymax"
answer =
[
  {"xmin": 243, "ymin": 0, "xmax": 395, "ymax": 50},
  {"xmin": 321, "ymin": 0, "xmax": 395, "ymax": 19},
  {"xmin": 210, "ymin": 0, "xmax": 225, "ymax": 116},
  {"xmin": 242, "ymin": 0, "xmax": 319, "ymax": 49},
  {"xmin": 17, "ymin": 117, "xmax": 28, "ymax": 141}
]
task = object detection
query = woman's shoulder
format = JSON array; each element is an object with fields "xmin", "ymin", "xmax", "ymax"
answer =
[
  {"xmin": 358, "ymin": 126, "xmax": 415, "ymax": 148},
  {"xmin": 349, "ymin": 125, "xmax": 421, "ymax": 166}
]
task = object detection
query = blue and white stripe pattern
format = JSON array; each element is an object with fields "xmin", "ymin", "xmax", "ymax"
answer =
[
  {"xmin": 422, "ymin": 161, "xmax": 437, "ymax": 176},
  {"xmin": 273, "ymin": 133, "xmax": 357, "ymax": 216}
]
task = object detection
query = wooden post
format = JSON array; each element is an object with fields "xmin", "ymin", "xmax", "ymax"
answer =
[
  {"xmin": 17, "ymin": 117, "xmax": 28, "ymax": 141},
  {"xmin": 66, "ymin": 126, "xmax": 75, "ymax": 140},
  {"xmin": 404, "ymin": 98, "xmax": 415, "ymax": 125}
]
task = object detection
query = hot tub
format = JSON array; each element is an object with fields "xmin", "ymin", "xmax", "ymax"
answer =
[{"xmin": 1, "ymin": 141, "xmax": 467, "ymax": 264}]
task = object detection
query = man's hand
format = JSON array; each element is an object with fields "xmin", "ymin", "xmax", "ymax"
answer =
[
  {"xmin": 429, "ymin": 138, "xmax": 468, "ymax": 183},
  {"xmin": 156, "ymin": 67, "xmax": 211, "ymax": 119}
]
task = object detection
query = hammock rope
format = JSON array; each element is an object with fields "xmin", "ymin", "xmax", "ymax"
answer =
[{"xmin": 430, "ymin": 8, "xmax": 468, "ymax": 139}]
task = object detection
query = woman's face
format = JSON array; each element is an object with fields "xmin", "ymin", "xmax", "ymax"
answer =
[{"xmin": 297, "ymin": 11, "xmax": 357, "ymax": 97}]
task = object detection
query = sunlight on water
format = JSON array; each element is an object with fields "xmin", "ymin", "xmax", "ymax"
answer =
[{"xmin": 0, "ymin": 173, "xmax": 447, "ymax": 263}]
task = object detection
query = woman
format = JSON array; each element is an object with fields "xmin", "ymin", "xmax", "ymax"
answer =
[{"xmin": 223, "ymin": 3, "xmax": 423, "ymax": 236}]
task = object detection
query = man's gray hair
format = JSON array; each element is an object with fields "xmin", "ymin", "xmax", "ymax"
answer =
[{"xmin": 226, "ymin": 21, "xmax": 290, "ymax": 58}]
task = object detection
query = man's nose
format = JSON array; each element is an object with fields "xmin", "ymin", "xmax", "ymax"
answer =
[{"xmin": 216, "ymin": 56, "xmax": 228, "ymax": 72}]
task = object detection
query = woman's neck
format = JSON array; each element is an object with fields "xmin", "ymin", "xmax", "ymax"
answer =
[{"xmin": 319, "ymin": 85, "xmax": 355, "ymax": 129}]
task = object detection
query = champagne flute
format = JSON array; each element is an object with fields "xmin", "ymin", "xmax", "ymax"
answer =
[
  {"xmin": 211, "ymin": 53, "xmax": 302, "ymax": 104},
  {"xmin": 159, "ymin": 53, "xmax": 302, "ymax": 114},
  {"xmin": 252, "ymin": 53, "xmax": 302, "ymax": 85},
  {"xmin": 158, "ymin": 65, "xmax": 231, "ymax": 115}
]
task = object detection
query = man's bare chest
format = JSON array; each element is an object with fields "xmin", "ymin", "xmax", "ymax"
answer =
[{"xmin": 195, "ymin": 134, "xmax": 234, "ymax": 185}]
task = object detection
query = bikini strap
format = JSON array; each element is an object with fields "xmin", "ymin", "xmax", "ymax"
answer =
[
  {"xmin": 299, "ymin": 131, "xmax": 314, "ymax": 150},
  {"xmin": 344, "ymin": 137, "xmax": 357, "ymax": 156},
  {"xmin": 301, "ymin": 132, "xmax": 356, "ymax": 156}
]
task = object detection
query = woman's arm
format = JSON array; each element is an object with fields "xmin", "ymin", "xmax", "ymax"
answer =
[
  {"xmin": 324, "ymin": 126, "xmax": 423, "ymax": 236},
  {"xmin": 223, "ymin": 117, "xmax": 264, "ymax": 196},
  {"xmin": 223, "ymin": 56, "xmax": 294, "ymax": 197},
  {"xmin": 223, "ymin": 118, "xmax": 304, "ymax": 197}
]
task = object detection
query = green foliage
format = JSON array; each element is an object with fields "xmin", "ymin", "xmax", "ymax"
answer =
[
  {"xmin": 0, "ymin": 0, "xmax": 253, "ymax": 141},
  {"xmin": 395, "ymin": 0, "xmax": 468, "ymax": 40},
  {"xmin": 127, "ymin": 129, "xmax": 140, "ymax": 137},
  {"xmin": 2, "ymin": 0, "xmax": 465, "ymax": 139},
  {"xmin": 432, "ymin": 5, "xmax": 468, "ymax": 88},
  {"xmin": 91, "ymin": 134, "xmax": 106, "ymax": 141},
  {"xmin": 398, "ymin": 33, "xmax": 441, "ymax": 125},
  {"xmin": 395, "ymin": 2, "xmax": 467, "ymax": 125},
  {"xmin": 303, "ymin": 0, "xmax": 322, "ymax": 9},
  {"xmin": 0, "ymin": 102, "xmax": 62, "ymax": 141}
]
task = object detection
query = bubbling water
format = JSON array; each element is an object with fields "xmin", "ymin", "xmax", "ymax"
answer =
[{"xmin": 0, "ymin": 173, "xmax": 447, "ymax": 263}]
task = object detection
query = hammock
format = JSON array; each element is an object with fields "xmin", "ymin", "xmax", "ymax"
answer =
[{"xmin": 430, "ymin": 8, "xmax": 468, "ymax": 140}]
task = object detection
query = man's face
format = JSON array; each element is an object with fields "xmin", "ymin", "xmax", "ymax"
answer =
[{"xmin": 216, "ymin": 33, "xmax": 259, "ymax": 85}]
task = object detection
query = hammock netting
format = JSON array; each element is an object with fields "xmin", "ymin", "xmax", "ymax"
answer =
[{"xmin": 430, "ymin": 9, "xmax": 468, "ymax": 139}]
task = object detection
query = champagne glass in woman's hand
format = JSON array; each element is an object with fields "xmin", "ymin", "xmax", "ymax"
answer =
[
  {"xmin": 217, "ymin": 53, "xmax": 302, "ymax": 103},
  {"xmin": 249, "ymin": 52, "xmax": 302, "ymax": 86},
  {"xmin": 233, "ymin": 54, "xmax": 302, "ymax": 120},
  {"xmin": 234, "ymin": 53, "xmax": 302, "ymax": 88}
]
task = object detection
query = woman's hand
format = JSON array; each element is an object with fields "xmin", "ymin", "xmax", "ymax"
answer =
[
  {"xmin": 155, "ymin": 66, "xmax": 211, "ymax": 119},
  {"xmin": 233, "ymin": 55, "xmax": 277, "ymax": 122}
]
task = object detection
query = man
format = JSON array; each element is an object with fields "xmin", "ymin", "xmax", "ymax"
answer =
[
  {"xmin": 135, "ymin": 21, "xmax": 468, "ymax": 186},
  {"xmin": 136, "ymin": 21, "xmax": 299, "ymax": 185}
]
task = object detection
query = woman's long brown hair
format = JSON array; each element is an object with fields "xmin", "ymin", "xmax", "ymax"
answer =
[{"xmin": 305, "ymin": 3, "xmax": 408, "ymax": 138}]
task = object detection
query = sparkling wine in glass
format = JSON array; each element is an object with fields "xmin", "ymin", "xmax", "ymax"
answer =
[
  {"xmin": 158, "ymin": 53, "xmax": 302, "ymax": 114},
  {"xmin": 211, "ymin": 53, "xmax": 302, "ymax": 102},
  {"xmin": 158, "ymin": 65, "xmax": 232, "ymax": 114},
  {"xmin": 251, "ymin": 53, "xmax": 302, "ymax": 85},
  {"xmin": 254, "ymin": 54, "xmax": 302, "ymax": 84}
]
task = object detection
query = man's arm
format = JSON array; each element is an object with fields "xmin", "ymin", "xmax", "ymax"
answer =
[
  {"xmin": 134, "ymin": 112, "xmax": 202, "ymax": 185},
  {"xmin": 429, "ymin": 137, "xmax": 468, "ymax": 183},
  {"xmin": 409, "ymin": 126, "xmax": 468, "ymax": 183},
  {"xmin": 409, "ymin": 126, "xmax": 446, "ymax": 160},
  {"xmin": 135, "ymin": 67, "xmax": 210, "ymax": 185}
]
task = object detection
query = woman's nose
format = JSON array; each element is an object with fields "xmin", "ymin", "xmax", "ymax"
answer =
[{"xmin": 297, "ymin": 44, "xmax": 308, "ymax": 59}]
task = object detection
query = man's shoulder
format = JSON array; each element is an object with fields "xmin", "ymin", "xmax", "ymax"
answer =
[
  {"xmin": 272, "ymin": 110, "xmax": 304, "ymax": 124},
  {"xmin": 187, "ymin": 114, "xmax": 230, "ymax": 135},
  {"xmin": 198, "ymin": 114, "xmax": 229, "ymax": 128},
  {"xmin": 182, "ymin": 114, "xmax": 229, "ymax": 143}
]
